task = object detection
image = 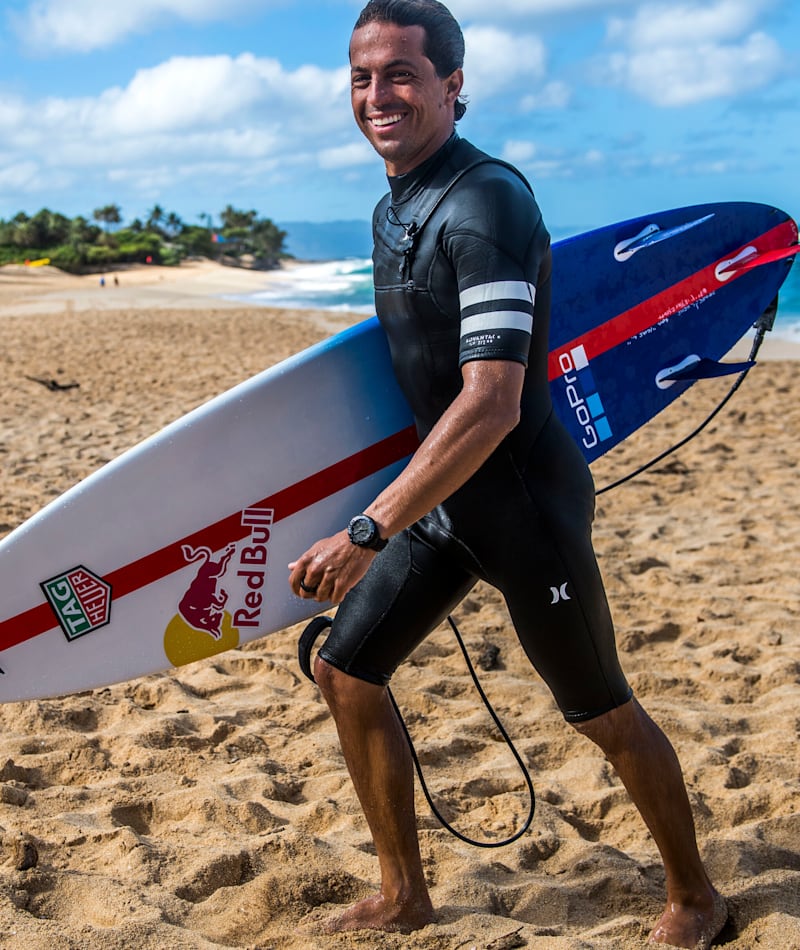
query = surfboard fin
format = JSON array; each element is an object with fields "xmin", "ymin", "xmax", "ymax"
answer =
[
  {"xmin": 614, "ymin": 213, "xmax": 715, "ymax": 261},
  {"xmin": 656, "ymin": 355, "xmax": 755, "ymax": 389},
  {"xmin": 716, "ymin": 243, "xmax": 800, "ymax": 281}
]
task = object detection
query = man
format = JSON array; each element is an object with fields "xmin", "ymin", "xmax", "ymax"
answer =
[{"xmin": 288, "ymin": 2, "xmax": 726, "ymax": 946}]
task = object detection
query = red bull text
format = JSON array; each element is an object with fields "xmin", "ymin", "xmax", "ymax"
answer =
[
  {"xmin": 164, "ymin": 506, "xmax": 275, "ymax": 667},
  {"xmin": 232, "ymin": 507, "xmax": 274, "ymax": 630}
]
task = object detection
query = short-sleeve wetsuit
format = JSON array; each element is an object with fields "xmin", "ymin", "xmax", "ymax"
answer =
[{"xmin": 317, "ymin": 134, "xmax": 632, "ymax": 723}]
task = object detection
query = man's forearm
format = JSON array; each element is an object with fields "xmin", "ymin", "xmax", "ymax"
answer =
[{"xmin": 364, "ymin": 360, "xmax": 524, "ymax": 537}]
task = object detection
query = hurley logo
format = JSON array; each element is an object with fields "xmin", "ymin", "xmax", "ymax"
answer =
[
  {"xmin": 550, "ymin": 582, "xmax": 572, "ymax": 605},
  {"xmin": 41, "ymin": 567, "xmax": 112, "ymax": 642}
]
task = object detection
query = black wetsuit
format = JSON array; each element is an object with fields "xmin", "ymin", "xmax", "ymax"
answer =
[{"xmin": 318, "ymin": 134, "xmax": 632, "ymax": 722}]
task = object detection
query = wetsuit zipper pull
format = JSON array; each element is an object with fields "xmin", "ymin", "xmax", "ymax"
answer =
[{"xmin": 400, "ymin": 222, "xmax": 418, "ymax": 283}]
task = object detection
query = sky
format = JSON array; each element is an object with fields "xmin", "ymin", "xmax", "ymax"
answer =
[{"xmin": 0, "ymin": 0, "xmax": 798, "ymax": 236}]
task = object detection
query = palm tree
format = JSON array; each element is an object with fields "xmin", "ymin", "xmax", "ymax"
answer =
[
  {"xmin": 92, "ymin": 204, "xmax": 122, "ymax": 232},
  {"xmin": 165, "ymin": 211, "xmax": 183, "ymax": 238},
  {"xmin": 146, "ymin": 204, "xmax": 165, "ymax": 235}
]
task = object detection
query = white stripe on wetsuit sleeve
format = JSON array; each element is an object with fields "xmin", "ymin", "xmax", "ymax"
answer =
[
  {"xmin": 460, "ymin": 310, "xmax": 533, "ymax": 336},
  {"xmin": 459, "ymin": 281, "xmax": 535, "ymax": 339},
  {"xmin": 459, "ymin": 280, "xmax": 536, "ymax": 311}
]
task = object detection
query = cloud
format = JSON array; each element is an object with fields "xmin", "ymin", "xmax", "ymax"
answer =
[
  {"xmin": 13, "ymin": 0, "xmax": 269, "ymax": 52},
  {"xmin": 0, "ymin": 161, "xmax": 43, "ymax": 192},
  {"xmin": 607, "ymin": 0, "xmax": 775, "ymax": 47},
  {"xmin": 0, "ymin": 52, "xmax": 355, "ymax": 202},
  {"xmin": 499, "ymin": 137, "xmax": 766, "ymax": 182},
  {"xmin": 318, "ymin": 142, "xmax": 374, "ymax": 170},
  {"xmin": 88, "ymin": 54, "xmax": 350, "ymax": 136},
  {"xmin": 606, "ymin": 32, "xmax": 783, "ymax": 107},
  {"xmin": 463, "ymin": 26, "xmax": 547, "ymax": 102},
  {"xmin": 501, "ymin": 141, "xmax": 538, "ymax": 165},
  {"xmin": 601, "ymin": 0, "xmax": 785, "ymax": 106},
  {"xmin": 450, "ymin": 0, "xmax": 627, "ymax": 17},
  {"xmin": 521, "ymin": 81, "xmax": 572, "ymax": 112}
]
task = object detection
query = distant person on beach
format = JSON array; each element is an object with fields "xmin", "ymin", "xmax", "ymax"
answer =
[{"xmin": 289, "ymin": 1, "xmax": 726, "ymax": 946}]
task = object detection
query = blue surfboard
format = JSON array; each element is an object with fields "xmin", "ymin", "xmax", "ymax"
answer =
[
  {"xmin": 0, "ymin": 201, "xmax": 796, "ymax": 702},
  {"xmin": 547, "ymin": 201, "xmax": 797, "ymax": 462}
]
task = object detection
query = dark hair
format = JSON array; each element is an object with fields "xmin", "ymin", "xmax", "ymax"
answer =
[{"xmin": 354, "ymin": 0, "xmax": 468, "ymax": 120}]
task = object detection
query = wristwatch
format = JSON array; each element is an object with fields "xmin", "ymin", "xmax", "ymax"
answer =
[{"xmin": 347, "ymin": 514, "xmax": 388, "ymax": 551}]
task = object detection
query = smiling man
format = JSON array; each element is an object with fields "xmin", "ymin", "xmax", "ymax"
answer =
[
  {"xmin": 288, "ymin": 2, "xmax": 726, "ymax": 946},
  {"xmin": 349, "ymin": 11, "xmax": 463, "ymax": 175}
]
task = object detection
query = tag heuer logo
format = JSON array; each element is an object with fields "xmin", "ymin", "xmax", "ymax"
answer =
[{"xmin": 41, "ymin": 567, "xmax": 112, "ymax": 642}]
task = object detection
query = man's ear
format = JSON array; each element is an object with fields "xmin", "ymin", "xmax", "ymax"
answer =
[{"xmin": 443, "ymin": 68, "xmax": 464, "ymax": 105}]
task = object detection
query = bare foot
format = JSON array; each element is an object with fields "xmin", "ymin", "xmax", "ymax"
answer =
[
  {"xmin": 648, "ymin": 892, "xmax": 728, "ymax": 949},
  {"xmin": 321, "ymin": 892, "xmax": 435, "ymax": 934}
]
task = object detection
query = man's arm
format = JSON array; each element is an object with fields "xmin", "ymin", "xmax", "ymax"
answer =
[{"xmin": 288, "ymin": 358, "xmax": 525, "ymax": 604}]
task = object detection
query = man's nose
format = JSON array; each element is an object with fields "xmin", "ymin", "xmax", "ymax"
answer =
[{"xmin": 366, "ymin": 76, "xmax": 393, "ymax": 107}]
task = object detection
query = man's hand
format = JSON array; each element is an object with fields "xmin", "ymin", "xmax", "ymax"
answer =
[{"xmin": 288, "ymin": 530, "xmax": 377, "ymax": 605}]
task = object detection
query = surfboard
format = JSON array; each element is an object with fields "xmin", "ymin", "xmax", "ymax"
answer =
[
  {"xmin": 0, "ymin": 201, "xmax": 796, "ymax": 702},
  {"xmin": 548, "ymin": 201, "xmax": 798, "ymax": 461}
]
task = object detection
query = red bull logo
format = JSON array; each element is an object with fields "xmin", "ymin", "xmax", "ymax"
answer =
[
  {"xmin": 163, "ymin": 507, "xmax": 274, "ymax": 667},
  {"xmin": 178, "ymin": 544, "xmax": 235, "ymax": 638}
]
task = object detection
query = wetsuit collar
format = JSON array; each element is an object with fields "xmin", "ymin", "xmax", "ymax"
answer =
[{"xmin": 387, "ymin": 131, "xmax": 460, "ymax": 206}]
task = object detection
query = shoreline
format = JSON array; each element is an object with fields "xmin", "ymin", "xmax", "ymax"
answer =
[
  {"xmin": 2, "ymin": 259, "xmax": 799, "ymax": 360},
  {"xmin": 0, "ymin": 258, "xmax": 315, "ymax": 317}
]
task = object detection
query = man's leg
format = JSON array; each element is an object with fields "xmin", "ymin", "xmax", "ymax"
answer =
[
  {"xmin": 575, "ymin": 698, "xmax": 727, "ymax": 950},
  {"xmin": 312, "ymin": 656, "xmax": 434, "ymax": 933}
]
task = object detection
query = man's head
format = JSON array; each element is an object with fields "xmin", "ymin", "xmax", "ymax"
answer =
[
  {"xmin": 354, "ymin": 0, "xmax": 467, "ymax": 121},
  {"xmin": 350, "ymin": 0, "xmax": 466, "ymax": 176}
]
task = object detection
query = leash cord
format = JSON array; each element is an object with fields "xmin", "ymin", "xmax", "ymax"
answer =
[
  {"xmin": 389, "ymin": 614, "xmax": 535, "ymax": 849},
  {"xmin": 595, "ymin": 366, "xmax": 753, "ymax": 495},
  {"xmin": 596, "ymin": 301, "xmax": 776, "ymax": 495}
]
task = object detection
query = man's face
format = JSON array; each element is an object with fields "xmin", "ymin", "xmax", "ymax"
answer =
[{"xmin": 349, "ymin": 21, "xmax": 463, "ymax": 176}]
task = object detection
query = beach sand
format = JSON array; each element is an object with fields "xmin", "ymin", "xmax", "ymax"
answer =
[{"xmin": 0, "ymin": 262, "xmax": 797, "ymax": 949}]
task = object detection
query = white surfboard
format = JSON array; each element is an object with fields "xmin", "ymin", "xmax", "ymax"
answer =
[{"xmin": 0, "ymin": 319, "xmax": 416, "ymax": 702}]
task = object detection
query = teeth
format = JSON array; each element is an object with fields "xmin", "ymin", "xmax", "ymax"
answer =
[{"xmin": 371, "ymin": 114, "xmax": 403, "ymax": 127}]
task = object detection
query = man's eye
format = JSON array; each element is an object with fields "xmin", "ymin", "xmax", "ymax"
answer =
[{"xmin": 351, "ymin": 74, "xmax": 370, "ymax": 88}]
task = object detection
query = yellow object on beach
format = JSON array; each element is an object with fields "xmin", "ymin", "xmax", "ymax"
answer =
[{"xmin": 25, "ymin": 258, "xmax": 51, "ymax": 267}]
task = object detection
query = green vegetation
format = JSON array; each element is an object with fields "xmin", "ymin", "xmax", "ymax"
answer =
[{"xmin": 0, "ymin": 203, "xmax": 288, "ymax": 273}]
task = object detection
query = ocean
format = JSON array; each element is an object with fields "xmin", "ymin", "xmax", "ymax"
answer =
[
  {"xmin": 229, "ymin": 258, "xmax": 376, "ymax": 315},
  {"xmin": 225, "ymin": 255, "xmax": 800, "ymax": 342}
]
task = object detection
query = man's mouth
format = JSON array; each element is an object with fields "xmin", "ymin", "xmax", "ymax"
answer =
[{"xmin": 369, "ymin": 113, "xmax": 405, "ymax": 129}]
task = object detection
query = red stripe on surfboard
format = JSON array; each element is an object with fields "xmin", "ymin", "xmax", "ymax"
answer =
[
  {"xmin": 548, "ymin": 219, "xmax": 798, "ymax": 381},
  {"xmin": 0, "ymin": 424, "xmax": 420, "ymax": 651}
]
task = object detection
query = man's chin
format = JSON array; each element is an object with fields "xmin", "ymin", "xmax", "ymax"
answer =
[{"xmin": 368, "ymin": 139, "xmax": 406, "ymax": 165}]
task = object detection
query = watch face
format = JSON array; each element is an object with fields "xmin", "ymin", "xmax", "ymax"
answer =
[{"xmin": 349, "ymin": 515, "xmax": 375, "ymax": 546}]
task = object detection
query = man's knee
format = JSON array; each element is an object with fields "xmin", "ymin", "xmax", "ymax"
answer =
[
  {"xmin": 313, "ymin": 656, "xmax": 383, "ymax": 716},
  {"xmin": 570, "ymin": 697, "xmax": 639, "ymax": 754},
  {"xmin": 313, "ymin": 654, "xmax": 344, "ymax": 700}
]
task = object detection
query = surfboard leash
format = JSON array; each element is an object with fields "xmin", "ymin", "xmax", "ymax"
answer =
[
  {"xmin": 596, "ymin": 297, "xmax": 777, "ymax": 496},
  {"xmin": 298, "ymin": 614, "xmax": 535, "ymax": 848}
]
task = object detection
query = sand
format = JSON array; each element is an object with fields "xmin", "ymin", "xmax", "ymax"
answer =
[{"xmin": 0, "ymin": 261, "xmax": 797, "ymax": 949}]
